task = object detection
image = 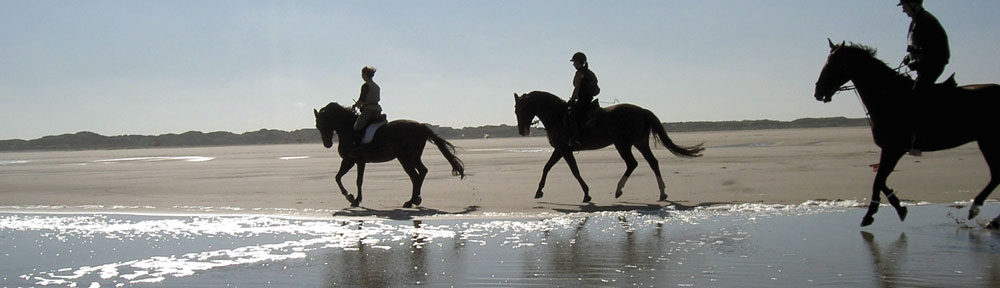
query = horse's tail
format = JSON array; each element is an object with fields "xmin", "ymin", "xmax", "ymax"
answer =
[
  {"xmin": 646, "ymin": 111, "xmax": 705, "ymax": 158},
  {"xmin": 425, "ymin": 125, "xmax": 466, "ymax": 179}
]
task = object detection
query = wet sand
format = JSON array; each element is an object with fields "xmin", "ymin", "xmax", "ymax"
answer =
[{"xmin": 0, "ymin": 127, "xmax": 993, "ymax": 217}]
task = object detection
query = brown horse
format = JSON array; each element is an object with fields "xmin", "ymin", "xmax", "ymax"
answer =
[
  {"xmin": 513, "ymin": 91, "xmax": 704, "ymax": 202},
  {"xmin": 814, "ymin": 41, "xmax": 1000, "ymax": 227},
  {"xmin": 314, "ymin": 102, "xmax": 465, "ymax": 208}
]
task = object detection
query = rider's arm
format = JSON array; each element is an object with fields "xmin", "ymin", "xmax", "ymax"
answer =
[{"xmin": 355, "ymin": 84, "xmax": 369, "ymax": 109}]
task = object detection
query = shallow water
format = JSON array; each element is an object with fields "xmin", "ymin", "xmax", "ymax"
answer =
[{"xmin": 1, "ymin": 202, "xmax": 998, "ymax": 287}]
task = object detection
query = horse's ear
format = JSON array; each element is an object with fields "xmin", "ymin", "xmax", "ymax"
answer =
[
  {"xmin": 313, "ymin": 109, "xmax": 318, "ymax": 117},
  {"xmin": 828, "ymin": 38, "xmax": 836, "ymax": 50},
  {"xmin": 513, "ymin": 93, "xmax": 519, "ymax": 100}
]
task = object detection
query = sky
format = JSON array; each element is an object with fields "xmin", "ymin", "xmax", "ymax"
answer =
[{"xmin": 2, "ymin": 1, "xmax": 999, "ymax": 140}]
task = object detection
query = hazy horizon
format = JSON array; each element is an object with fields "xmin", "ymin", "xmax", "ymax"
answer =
[{"xmin": 3, "ymin": 1, "xmax": 999, "ymax": 140}]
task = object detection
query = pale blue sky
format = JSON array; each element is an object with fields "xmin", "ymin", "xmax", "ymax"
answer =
[{"xmin": 2, "ymin": 1, "xmax": 999, "ymax": 140}]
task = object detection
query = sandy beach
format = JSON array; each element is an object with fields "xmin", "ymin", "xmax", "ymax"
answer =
[
  {"xmin": 3, "ymin": 127, "xmax": 999, "ymax": 287},
  {"xmin": 0, "ymin": 127, "xmax": 993, "ymax": 217}
]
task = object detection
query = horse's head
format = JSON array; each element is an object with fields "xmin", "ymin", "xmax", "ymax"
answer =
[
  {"xmin": 513, "ymin": 93, "xmax": 536, "ymax": 136},
  {"xmin": 814, "ymin": 39, "xmax": 852, "ymax": 103},
  {"xmin": 314, "ymin": 102, "xmax": 352, "ymax": 148}
]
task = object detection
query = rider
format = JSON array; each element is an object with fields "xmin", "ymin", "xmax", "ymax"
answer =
[
  {"xmin": 567, "ymin": 52, "xmax": 600, "ymax": 148},
  {"xmin": 352, "ymin": 66, "xmax": 382, "ymax": 147},
  {"xmin": 899, "ymin": 0, "xmax": 949, "ymax": 155},
  {"xmin": 901, "ymin": 0, "xmax": 949, "ymax": 91}
]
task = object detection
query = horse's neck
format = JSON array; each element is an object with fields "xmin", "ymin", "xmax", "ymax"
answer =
[
  {"xmin": 535, "ymin": 103, "xmax": 568, "ymax": 128},
  {"xmin": 332, "ymin": 114, "xmax": 358, "ymax": 143},
  {"xmin": 851, "ymin": 65, "xmax": 913, "ymax": 140},
  {"xmin": 851, "ymin": 59, "xmax": 910, "ymax": 113}
]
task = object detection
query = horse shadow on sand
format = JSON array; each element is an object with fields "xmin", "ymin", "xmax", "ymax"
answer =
[
  {"xmin": 545, "ymin": 200, "xmax": 733, "ymax": 214},
  {"xmin": 333, "ymin": 205, "xmax": 480, "ymax": 220}
]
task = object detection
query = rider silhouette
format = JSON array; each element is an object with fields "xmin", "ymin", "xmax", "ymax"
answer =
[
  {"xmin": 351, "ymin": 66, "xmax": 382, "ymax": 153},
  {"xmin": 900, "ymin": 0, "xmax": 949, "ymax": 92},
  {"xmin": 567, "ymin": 52, "xmax": 600, "ymax": 148},
  {"xmin": 899, "ymin": 0, "xmax": 949, "ymax": 155}
]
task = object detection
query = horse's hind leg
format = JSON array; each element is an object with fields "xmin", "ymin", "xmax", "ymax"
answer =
[
  {"xmin": 863, "ymin": 150, "xmax": 906, "ymax": 226},
  {"xmin": 401, "ymin": 157, "xmax": 428, "ymax": 208},
  {"xmin": 636, "ymin": 144, "xmax": 667, "ymax": 201},
  {"xmin": 969, "ymin": 141, "xmax": 998, "ymax": 219},
  {"xmin": 613, "ymin": 143, "xmax": 638, "ymax": 199},
  {"xmin": 353, "ymin": 162, "xmax": 366, "ymax": 207},
  {"xmin": 563, "ymin": 152, "xmax": 591, "ymax": 203}
]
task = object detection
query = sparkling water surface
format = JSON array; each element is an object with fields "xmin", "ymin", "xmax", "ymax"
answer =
[{"xmin": 1, "ymin": 202, "xmax": 998, "ymax": 287}]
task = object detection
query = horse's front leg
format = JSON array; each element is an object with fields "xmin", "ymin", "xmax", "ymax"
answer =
[
  {"xmin": 863, "ymin": 150, "xmax": 906, "ymax": 226},
  {"xmin": 535, "ymin": 150, "xmax": 564, "ymax": 199},
  {"xmin": 335, "ymin": 159, "xmax": 357, "ymax": 204},
  {"xmin": 563, "ymin": 152, "xmax": 591, "ymax": 203},
  {"xmin": 353, "ymin": 162, "xmax": 366, "ymax": 207}
]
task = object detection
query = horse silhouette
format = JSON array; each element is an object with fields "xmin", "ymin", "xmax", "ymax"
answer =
[
  {"xmin": 513, "ymin": 91, "xmax": 704, "ymax": 202},
  {"xmin": 314, "ymin": 102, "xmax": 465, "ymax": 208},
  {"xmin": 814, "ymin": 40, "xmax": 1000, "ymax": 227}
]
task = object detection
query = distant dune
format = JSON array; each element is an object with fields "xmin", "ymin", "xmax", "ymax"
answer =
[{"xmin": 0, "ymin": 117, "xmax": 867, "ymax": 151}]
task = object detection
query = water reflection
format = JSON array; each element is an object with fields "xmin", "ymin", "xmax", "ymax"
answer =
[
  {"xmin": 324, "ymin": 220, "xmax": 430, "ymax": 287},
  {"xmin": 860, "ymin": 231, "xmax": 908, "ymax": 288},
  {"xmin": 966, "ymin": 229, "xmax": 1000, "ymax": 284}
]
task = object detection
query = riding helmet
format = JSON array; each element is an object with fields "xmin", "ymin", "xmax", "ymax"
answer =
[{"xmin": 571, "ymin": 52, "xmax": 587, "ymax": 63}]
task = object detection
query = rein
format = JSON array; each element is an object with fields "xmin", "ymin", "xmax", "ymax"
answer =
[{"xmin": 833, "ymin": 61, "xmax": 910, "ymax": 126}]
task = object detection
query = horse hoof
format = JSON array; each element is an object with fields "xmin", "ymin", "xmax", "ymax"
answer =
[
  {"xmin": 403, "ymin": 201, "xmax": 413, "ymax": 208},
  {"xmin": 350, "ymin": 201, "xmax": 360, "ymax": 208},
  {"xmin": 988, "ymin": 219, "xmax": 1000, "ymax": 230},
  {"xmin": 896, "ymin": 206, "xmax": 908, "ymax": 222},
  {"xmin": 583, "ymin": 195, "xmax": 592, "ymax": 203},
  {"xmin": 659, "ymin": 194, "xmax": 668, "ymax": 202},
  {"xmin": 614, "ymin": 190, "xmax": 623, "ymax": 199},
  {"xmin": 534, "ymin": 191, "xmax": 544, "ymax": 199},
  {"xmin": 345, "ymin": 194, "xmax": 356, "ymax": 203},
  {"xmin": 969, "ymin": 205, "xmax": 981, "ymax": 220},
  {"xmin": 860, "ymin": 216, "xmax": 875, "ymax": 227},
  {"xmin": 411, "ymin": 197, "xmax": 422, "ymax": 206}
]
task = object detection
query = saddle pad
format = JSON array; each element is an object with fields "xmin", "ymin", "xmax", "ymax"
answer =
[{"xmin": 362, "ymin": 120, "xmax": 387, "ymax": 144}]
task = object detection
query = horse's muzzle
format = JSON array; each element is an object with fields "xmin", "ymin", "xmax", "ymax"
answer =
[{"xmin": 814, "ymin": 87, "xmax": 834, "ymax": 103}]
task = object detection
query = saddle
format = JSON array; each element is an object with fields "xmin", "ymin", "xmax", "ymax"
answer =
[
  {"xmin": 361, "ymin": 114, "xmax": 388, "ymax": 144},
  {"xmin": 578, "ymin": 99, "xmax": 601, "ymax": 129},
  {"xmin": 915, "ymin": 74, "xmax": 958, "ymax": 95}
]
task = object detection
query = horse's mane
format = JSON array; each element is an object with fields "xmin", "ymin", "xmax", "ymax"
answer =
[
  {"xmin": 524, "ymin": 91, "xmax": 568, "ymax": 105},
  {"xmin": 316, "ymin": 102, "xmax": 357, "ymax": 127},
  {"xmin": 318, "ymin": 102, "xmax": 350, "ymax": 115},
  {"xmin": 838, "ymin": 43, "xmax": 912, "ymax": 83}
]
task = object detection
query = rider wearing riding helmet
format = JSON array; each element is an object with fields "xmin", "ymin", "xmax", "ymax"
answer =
[{"xmin": 568, "ymin": 52, "xmax": 600, "ymax": 148}]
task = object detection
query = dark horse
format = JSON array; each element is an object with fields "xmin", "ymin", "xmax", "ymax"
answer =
[
  {"xmin": 314, "ymin": 102, "xmax": 465, "ymax": 208},
  {"xmin": 513, "ymin": 91, "xmax": 704, "ymax": 202},
  {"xmin": 814, "ymin": 40, "xmax": 1000, "ymax": 227}
]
